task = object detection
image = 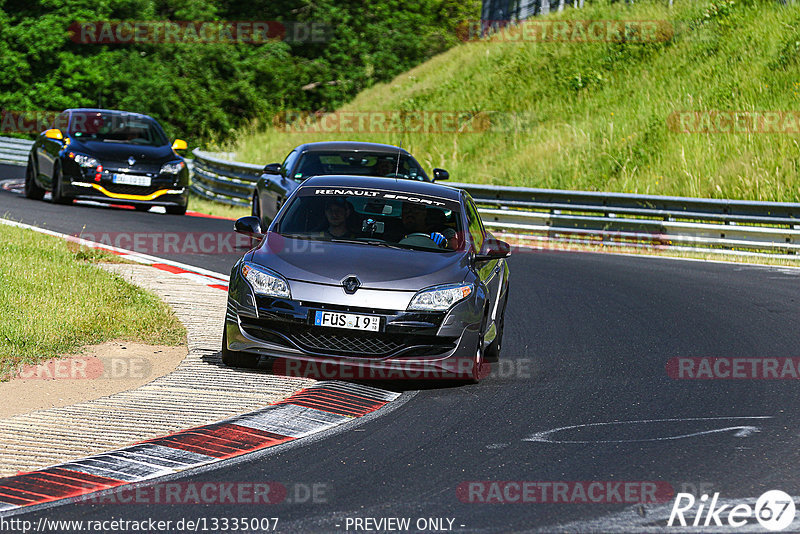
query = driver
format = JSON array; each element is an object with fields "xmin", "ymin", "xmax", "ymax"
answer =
[
  {"xmin": 401, "ymin": 202, "xmax": 448, "ymax": 248},
  {"xmin": 374, "ymin": 158, "xmax": 398, "ymax": 176},
  {"xmin": 321, "ymin": 198, "xmax": 354, "ymax": 238},
  {"xmin": 425, "ymin": 207, "xmax": 458, "ymax": 250}
]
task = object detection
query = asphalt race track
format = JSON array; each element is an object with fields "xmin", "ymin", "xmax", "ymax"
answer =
[
  {"xmin": 3, "ymin": 172, "xmax": 800, "ymax": 532},
  {"xmin": 0, "ymin": 171, "xmax": 243, "ymax": 275}
]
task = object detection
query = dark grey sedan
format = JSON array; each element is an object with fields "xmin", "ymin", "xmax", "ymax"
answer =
[
  {"xmin": 224, "ymin": 175, "xmax": 510, "ymax": 382},
  {"xmin": 251, "ymin": 141, "xmax": 449, "ymax": 227}
]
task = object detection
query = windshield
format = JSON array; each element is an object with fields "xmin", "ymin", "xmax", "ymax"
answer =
[
  {"xmin": 67, "ymin": 112, "xmax": 168, "ymax": 146},
  {"xmin": 292, "ymin": 152, "xmax": 427, "ymax": 181},
  {"xmin": 275, "ymin": 187, "xmax": 464, "ymax": 252}
]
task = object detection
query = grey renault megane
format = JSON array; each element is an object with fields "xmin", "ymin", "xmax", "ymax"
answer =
[{"xmin": 223, "ymin": 175, "xmax": 510, "ymax": 382}]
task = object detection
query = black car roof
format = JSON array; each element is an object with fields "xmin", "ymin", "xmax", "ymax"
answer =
[
  {"xmin": 64, "ymin": 108, "xmax": 156, "ymax": 121},
  {"xmin": 297, "ymin": 175, "xmax": 462, "ymax": 202},
  {"xmin": 296, "ymin": 141, "xmax": 412, "ymax": 155}
]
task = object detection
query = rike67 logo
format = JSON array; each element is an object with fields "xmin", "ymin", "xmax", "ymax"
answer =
[{"xmin": 668, "ymin": 490, "xmax": 796, "ymax": 531}]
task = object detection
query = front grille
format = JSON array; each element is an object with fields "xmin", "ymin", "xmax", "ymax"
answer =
[
  {"xmin": 240, "ymin": 319, "xmax": 456, "ymax": 359},
  {"xmin": 101, "ymin": 183, "xmax": 165, "ymax": 196},
  {"xmin": 292, "ymin": 331, "xmax": 403, "ymax": 356}
]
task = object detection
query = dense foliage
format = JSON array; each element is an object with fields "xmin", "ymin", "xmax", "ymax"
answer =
[
  {"xmin": 235, "ymin": 0, "xmax": 800, "ymax": 202},
  {"xmin": 0, "ymin": 0, "xmax": 480, "ymax": 143}
]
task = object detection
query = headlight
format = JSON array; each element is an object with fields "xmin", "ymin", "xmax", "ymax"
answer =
[
  {"xmin": 241, "ymin": 262, "xmax": 290, "ymax": 298},
  {"xmin": 160, "ymin": 161, "xmax": 185, "ymax": 174},
  {"xmin": 407, "ymin": 283, "xmax": 472, "ymax": 311},
  {"xmin": 69, "ymin": 153, "xmax": 99, "ymax": 168}
]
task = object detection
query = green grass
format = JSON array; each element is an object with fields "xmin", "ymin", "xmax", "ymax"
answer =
[
  {"xmin": 228, "ymin": 0, "xmax": 800, "ymax": 202},
  {"xmin": 0, "ymin": 224, "xmax": 186, "ymax": 380},
  {"xmin": 187, "ymin": 191, "xmax": 249, "ymax": 220}
]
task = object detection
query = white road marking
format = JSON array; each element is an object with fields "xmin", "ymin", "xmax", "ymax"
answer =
[{"xmin": 524, "ymin": 416, "xmax": 772, "ymax": 444}]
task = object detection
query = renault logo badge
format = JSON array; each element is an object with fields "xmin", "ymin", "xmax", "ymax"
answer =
[{"xmin": 342, "ymin": 276, "xmax": 360, "ymax": 294}]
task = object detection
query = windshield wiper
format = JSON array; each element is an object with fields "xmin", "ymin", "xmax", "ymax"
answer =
[
  {"xmin": 280, "ymin": 233, "xmax": 317, "ymax": 240},
  {"xmin": 329, "ymin": 238, "xmax": 404, "ymax": 249}
]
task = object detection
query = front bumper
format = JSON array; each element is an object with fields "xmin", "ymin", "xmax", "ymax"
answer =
[
  {"xmin": 65, "ymin": 181, "xmax": 188, "ymax": 207},
  {"xmin": 60, "ymin": 160, "xmax": 189, "ymax": 207},
  {"xmin": 225, "ymin": 282, "xmax": 483, "ymax": 378}
]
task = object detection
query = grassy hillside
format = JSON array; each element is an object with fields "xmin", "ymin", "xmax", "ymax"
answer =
[{"xmin": 231, "ymin": 0, "xmax": 800, "ymax": 202}]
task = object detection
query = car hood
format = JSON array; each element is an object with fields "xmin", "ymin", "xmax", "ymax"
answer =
[
  {"xmin": 67, "ymin": 139, "xmax": 177, "ymax": 164},
  {"xmin": 251, "ymin": 233, "xmax": 470, "ymax": 291}
]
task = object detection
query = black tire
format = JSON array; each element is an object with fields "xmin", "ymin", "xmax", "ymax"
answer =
[
  {"xmin": 485, "ymin": 292, "xmax": 508, "ymax": 363},
  {"xmin": 461, "ymin": 312, "xmax": 488, "ymax": 384},
  {"xmin": 165, "ymin": 204, "xmax": 187, "ymax": 215},
  {"xmin": 24, "ymin": 157, "xmax": 45, "ymax": 200},
  {"xmin": 221, "ymin": 327, "xmax": 260, "ymax": 369},
  {"xmin": 466, "ymin": 331, "xmax": 485, "ymax": 383},
  {"xmin": 51, "ymin": 163, "xmax": 71, "ymax": 205},
  {"xmin": 252, "ymin": 193, "xmax": 265, "ymax": 227},
  {"xmin": 134, "ymin": 204, "xmax": 152, "ymax": 212}
]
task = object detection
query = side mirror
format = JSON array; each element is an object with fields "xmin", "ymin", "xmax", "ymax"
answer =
[
  {"xmin": 172, "ymin": 139, "xmax": 188, "ymax": 151},
  {"xmin": 474, "ymin": 238, "xmax": 511, "ymax": 262},
  {"xmin": 44, "ymin": 128, "xmax": 64, "ymax": 141},
  {"xmin": 262, "ymin": 163, "xmax": 281, "ymax": 175},
  {"xmin": 433, "ymin": 168, "xmax": 449, "ymax": 181},
  {"xmin": 234, "ymin": 216, "xmax": 264, "ymax": 239}
]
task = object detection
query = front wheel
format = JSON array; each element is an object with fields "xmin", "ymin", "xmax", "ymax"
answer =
[
  {"xmin": 24, "ymin": 157, "xmax": 45, "ymax": 200},
  {"xmin": 51, "ymin": 163, "xmax": 71, "ymax": 205},
  {"xmin": 165, "ymin": 204, "xmax": 187, "ymax": 215},
  {"xmin": 221, "ymin": 327, "xmax": 261, "ymax": 369},
  {"xmin": 252, "ymin": 193, "xmax": 264, "ymax": 227},
  {"xmin": 485, "ymin": 292, "xmax": 508, "ymax": 362},
  {"xmin": 462, "ymin": 330, "xmax": 485, "ymax": 384}
]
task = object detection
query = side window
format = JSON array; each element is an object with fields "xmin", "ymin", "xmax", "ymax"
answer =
[
  {"xmin": 464, "ymin": 197, "xmax": 485, "ymax": 252},
  {"xmin": 281, "ymin": 150, "xmax": 299, "ymax": 179}
]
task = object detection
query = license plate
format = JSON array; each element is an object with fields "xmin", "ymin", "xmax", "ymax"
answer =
[
  {"xmin": 314, "ymin": 311, "xmax": 380, "ymax": 332},
  {"xmin": 113, "ymin": 174, "xmax": 151, "ymax": 187}
]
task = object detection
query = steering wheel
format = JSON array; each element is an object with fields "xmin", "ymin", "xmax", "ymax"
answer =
[{"xmin": 400, "ymin": 232, "xmax": 448, "ymax": 249}]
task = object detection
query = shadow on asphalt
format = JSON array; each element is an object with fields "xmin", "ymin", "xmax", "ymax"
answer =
[{"xmin": 200, "ymin": 350, "xmax": 474, "ymax": 392}]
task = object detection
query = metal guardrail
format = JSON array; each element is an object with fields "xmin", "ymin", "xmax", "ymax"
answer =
[
  {"xmin": 190, "ymin": 149, "xmax": 262, "ymax": 207},
  {"xmin": 0, "ymin": 136, "xmax": 34, "ymax": 165},
  {"xmin": 3, "ymin": 144, "xmax": 796, "ymax": 256},
  {"xmin": 190, "ymin": 149, "xmax": 800, "ymax": 256}
]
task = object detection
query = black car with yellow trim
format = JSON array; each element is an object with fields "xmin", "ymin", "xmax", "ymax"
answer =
[{"xmin": 25, "ymin": 108, "xmax": 189, "ymax": 214}]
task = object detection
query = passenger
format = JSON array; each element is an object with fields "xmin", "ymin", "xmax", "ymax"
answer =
[{"xmin": 321, "ymin": 198, "xmax": 354, "ymax": 239}]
